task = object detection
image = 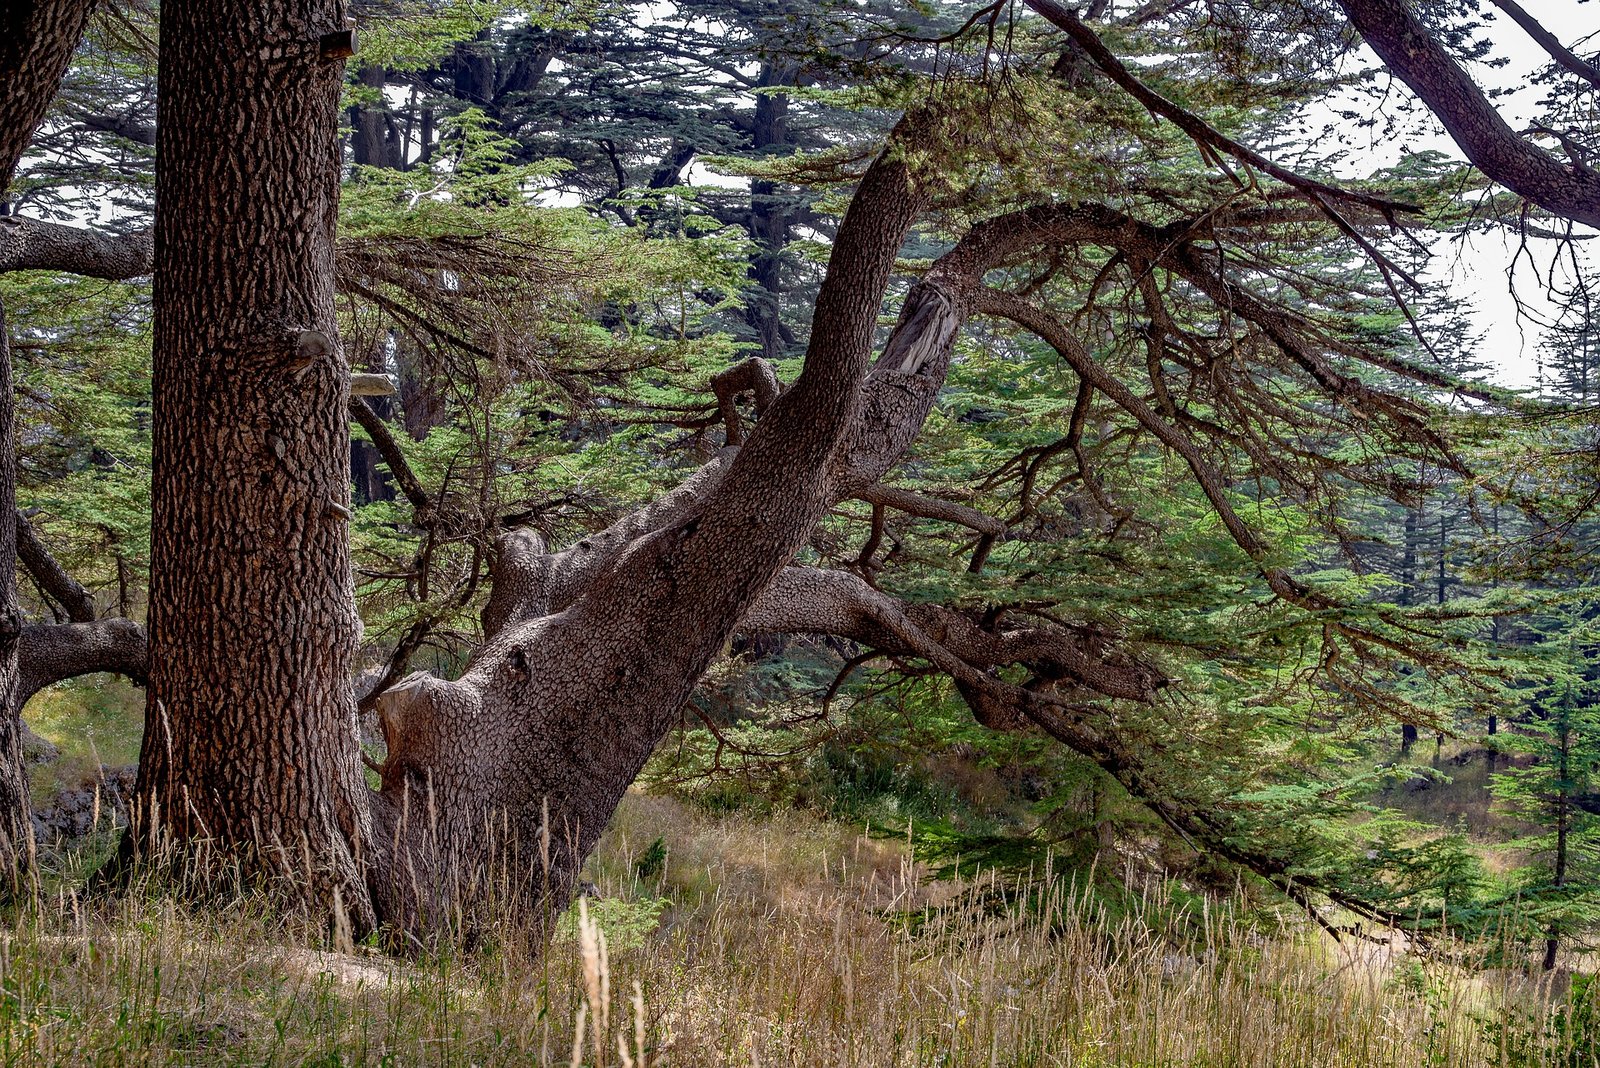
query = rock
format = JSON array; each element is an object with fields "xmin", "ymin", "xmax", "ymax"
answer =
[
  {"xmin": 20, "ymin": 724, "xmax": 58, "ymax": 765},
  {"xmin": 31, "ymin": 764, "xmax": 137, "ymax": 844}
]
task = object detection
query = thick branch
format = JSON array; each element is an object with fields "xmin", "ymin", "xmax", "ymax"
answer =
[
  {"xmin": 15, "ymin": 618, "xmax": 147, "ymax": 711},
  {"xmin": 15, "ymin": 511, "xmax": 95, "ymax": 623},
  {"xmin": 0, "ymin": 1, "xmax": 98, "ymax": 188},
  {"xmin": 0, "ymin": 217, "xmax": 153, "ymax": 278},
  {"xmin": 71, "ymin": 109, "xmax": 158, "ymax": 147},
  {"xmin": 739, "ymin": 566, "xmax": 1159, "ymax": 705},
  {"xmin": 1336, "ymin": 0, "xmax": 1600, "ymax": 228},
  {"xmin": 480, "ymin": 448, "xmax": 739, "ymax": 637}
]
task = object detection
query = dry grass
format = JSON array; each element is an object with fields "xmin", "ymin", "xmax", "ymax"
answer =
[{"xmin": 0, "ymin": 791, "xmax": 1584, "ymax": 1066}]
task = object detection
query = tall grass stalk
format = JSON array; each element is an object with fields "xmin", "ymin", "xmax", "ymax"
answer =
[{"xmin": 0, "ymin": 791, "xmax": 1585, "ymax": 1066}]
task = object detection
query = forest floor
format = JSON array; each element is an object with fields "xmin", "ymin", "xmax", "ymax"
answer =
[{"xmin": 0, "ymin": 681, "xmax": 1585, "ymax": 1066}]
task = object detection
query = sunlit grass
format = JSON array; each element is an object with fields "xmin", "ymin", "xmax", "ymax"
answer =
[
  {"xmin": 0, "ymin": 791, "xmax": 1584, "ymax": 1066},
  {"xmin": 22, "ymin": 675, "xmax": 144, "ymax": 799}
]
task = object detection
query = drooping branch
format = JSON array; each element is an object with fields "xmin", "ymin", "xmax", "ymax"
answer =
[
  {"xmin": 739, "ymin": 565, "xmax": 1160, "ymax": 706},
  {"xmin": 349, "ymin": 397, "xmax": 433, "ymax": 515},
  {"xmin": 1022, "ymin": 0, "xmax": 1419, "ymax": 221},
  {"xmin": 1486, "ymin": 0, "xmax": 1600, "ymax": 91},
  {"xmin": 15, "ymin": 511, "xmax": 95, "ymax": 623},
  {"xmin": 739, "ymin": 567, "xmax": 1417, "ymax": 929},
  {"xmin": 975, "ymin": 287, "xmax": 1287, "ymax": 576},
  {"xmin": 970, "ymin": 200, "xmax": 1487, "ymax": 448},
  {"xmin": 1335, "ymin": 0, "xmax": 1600, "ymax": 228},
  {"xmin": 736, "ymin": 563, "xmax": 1422, "ymax": 929},
  {"xmin": 852, "ymin": 484, "xmax": 1004, "ymax": 538}
]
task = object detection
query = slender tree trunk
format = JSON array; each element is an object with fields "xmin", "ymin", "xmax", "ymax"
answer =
[
  {"xmin": 349, "ymin": 65, "xmax": 397, "ymax": 169},
  {"xmin": 1545, "ymin": 714, "xmax": 1571, "ymax": 971},
  {"xmin": 130, "ymin": 0, "xmax": 377, "ymax": 928},
  {"xmin": 744, "ymin": 64, "xmax": 795, "ymax": 361},
  {"xmin": 1400, "ymin": 498, "xmax": 1420, "ymax": 754},
  {"xmin": 346, "ymin": 73, "xmax": 401, "ymax": 505}
]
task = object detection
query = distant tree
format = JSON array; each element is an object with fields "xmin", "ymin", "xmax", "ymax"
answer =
[{"xmin": 1492, "ymin": 611, "xmax": 1600, "ymax": 970}]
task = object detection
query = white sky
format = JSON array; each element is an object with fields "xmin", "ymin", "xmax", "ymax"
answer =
[{"xmin": 1280, "ymin": 0, "xmax": 1599, "ymax": 389}]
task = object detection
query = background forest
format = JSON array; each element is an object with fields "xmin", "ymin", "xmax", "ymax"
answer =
[{"xmin": 4, "ymin": 0, "xmax": 1600, "ymax": 1063}]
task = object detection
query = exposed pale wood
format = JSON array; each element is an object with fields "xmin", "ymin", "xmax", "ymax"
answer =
[{"xmin": 350, "ymin": 372, "xmax": 397, "ymax": 396}]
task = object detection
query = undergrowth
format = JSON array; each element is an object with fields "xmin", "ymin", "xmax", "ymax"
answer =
[{"xmin": 0, "ymin": 791, "xmax": 1588, "ymax": 1066}]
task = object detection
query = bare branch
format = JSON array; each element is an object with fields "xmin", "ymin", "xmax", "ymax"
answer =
[
  {"xmin": 1336, "ymin": 0, "xmax": 1600, "ymax": 228},
  {"xmin": 349, "ymin": 397, "xmax": 433, "ymax": 515},
  {"xmin": 15, "ymin": 511, "xmax": 94, "ymax": 623},
  {"xmin": 1023, "ymin": 1, "xmax": 1419, "ymax": 220},
  {"xmin": 853, "ymin": 483, "xmax": 1005, "ymax": 537},
  {"xmin": 709, "ymin": 356, "xmax": 779, "ymax": 446},
  {"xmin": 1486, "ymin": 0, "xmax": 1600, "ymax": 92}
]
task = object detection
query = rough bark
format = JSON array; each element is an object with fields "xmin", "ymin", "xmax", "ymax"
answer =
[
  {"xmin": 1335, "ymin": 0, "xmax": 1600, "ymax": 228},
  {"xmin": 0, "ymin": 300, "xmax": 29, "ymax": 880},
  {"xmin": 129, "ymin": 0, "xmax": 377, "ymax": 927},
  {"xmin": 370, "ymin": 126, "xmax": 931, "ymax": 933},
  {"xmin": 0, "ymin": 217, "xmax": 153, "ymax": 278},
  {"xmin": 16, "ymin": 619, "xmax": 147, "ymax": 710},
  {"xmin": 0, "ymin": 2, "xmax": 96, "ymax": 187},
  {"xmin": 0, "ymin": 0, "xmax": 103, "ymax": 884}
]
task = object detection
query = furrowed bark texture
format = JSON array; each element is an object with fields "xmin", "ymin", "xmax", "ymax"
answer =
[
  {"xmin": 401, "ymin": 179, "xmax": 1226, "ymax": 934},
  {"xmin": 370, "ymin": 137, "xmax": 929, "ymax": 933},
  {"xmin": 0, "ymin": 303, "xmax": 28, "ymax": 878},
  {"xmin": 0, "ymin": 0, "xmax": 102, "ymax": 881},
  {"xmin": 133, "ymin": 0, "xmax": 377, "ymax": 926}
]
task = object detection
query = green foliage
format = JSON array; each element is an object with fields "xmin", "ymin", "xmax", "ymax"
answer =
[
  {"xmin": 3, "ymin": 271, "xmax": 152, "ymax": 598},
  {"xmin": 554, "ymin": 894, "xmax": 669, "ymax": 953},
  {"xmin": 17, "ymin": 0, "xmax": 1600, "ymax": 979},
  {"xmin": 1486, "ymin": 974, "xmax": 1600, "ymax": 1068},
  {"xmin": 1487, "ymin": 604, "xmax": 1600, "ymax": 958}
]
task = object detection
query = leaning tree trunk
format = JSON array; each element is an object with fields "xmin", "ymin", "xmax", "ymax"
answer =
[
  {"xmin": 0, "ymin": 0, "xmax": 102, "ymax": 884},
  {"xmin": 130, "ymin": 0, "xmax": 377, "ymax": 928},
  {"xmin": 367, "ymin": 128, "xmax": 931, "ymax": 936}
]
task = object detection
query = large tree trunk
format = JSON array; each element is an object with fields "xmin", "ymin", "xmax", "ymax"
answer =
[
  {"xmin": 0, "ymin": 0, "xmax": 102, "ymax": 884},
  {"xmin": 129, "ymin": 0, "xmax": 377, "ymax": 928},
  {"xmin": 0, "ymin": 302, "xmax": 28, "ymax": 882},
  {"xmin": 367, "ymin": 129, "xmax": 932, "ymax": 935}
]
